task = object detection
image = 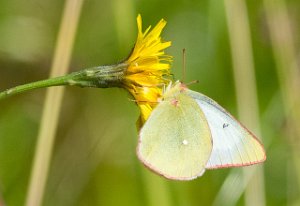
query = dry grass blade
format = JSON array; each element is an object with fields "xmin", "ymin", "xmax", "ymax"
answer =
[
  {"xmin": 214, "ymin": 0, "xmax": 266, "ymax": 205},
  {"xmin": 263, "ymin": 0, "xmax": 300, "ymax": 204},
  {"xmin": 25, "ymin": 0, "xmax": 84, "ymax": 205}
]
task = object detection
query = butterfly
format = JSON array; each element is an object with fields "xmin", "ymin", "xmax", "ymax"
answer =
[{"xmin": 137, "ymin": 81, "xmax": 266, "ymax": 180}]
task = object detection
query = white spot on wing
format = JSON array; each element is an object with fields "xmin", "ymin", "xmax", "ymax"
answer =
[{"xmin": 182, "ymin": 139, "xmax": 188, "ymax": 145}]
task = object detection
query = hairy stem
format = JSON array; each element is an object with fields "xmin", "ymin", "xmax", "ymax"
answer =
[{"xmin": 0, "ymin": 63, "xmax": 127, "ymax": 100}]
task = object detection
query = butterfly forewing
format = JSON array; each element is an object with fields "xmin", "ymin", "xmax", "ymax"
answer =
[
  {"xmin": 187, "ymin": 90, "xmax": 266, "ymax": 169},
  {"xmin": 137, "ymin": 88, "xmax": 212, "ymax": 180}
]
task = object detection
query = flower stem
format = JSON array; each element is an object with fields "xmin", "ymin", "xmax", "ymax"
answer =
[
  {"xmin": 0, "ymin": 75, "xmax": 70, "ymax": 99},
  {"xmin": 0, "ymin": 63, "xmax": 127, "ymax": 100}
]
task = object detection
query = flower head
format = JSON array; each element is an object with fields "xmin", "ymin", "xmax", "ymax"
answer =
[{"xmin": 123, "ymin": 14, "xmax": 172, "ymax": 126}]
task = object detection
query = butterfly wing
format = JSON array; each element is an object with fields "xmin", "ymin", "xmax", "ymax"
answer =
[
  {"xmin": 137, "ymin": 92, "xmax": 212, "ymax": 180},
  {"xmin": 187, "ymin": 90, "xmax": 266, "ymax": 169}
]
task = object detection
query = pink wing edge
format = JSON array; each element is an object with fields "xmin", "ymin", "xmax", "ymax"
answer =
[{"xmin": 136, "ymin": 136, "xmax": 207, "ymax": 181}]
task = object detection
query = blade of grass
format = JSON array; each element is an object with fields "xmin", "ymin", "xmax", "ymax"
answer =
[
  {"xmin": 25, "ymin": 0, "xmax": 84, "ymax": 205},
  {"xmin": 214, "ymin": 0, "xmax": 266, "ymax": 205},
  {"xmin": 263, "ymin": 0, "xmax": 300, "ymax": 204}
]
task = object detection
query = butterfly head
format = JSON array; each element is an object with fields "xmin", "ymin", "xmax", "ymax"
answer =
[{"xmin": 162, "ymin": 81, "xmax": 187, "ymax": 100}]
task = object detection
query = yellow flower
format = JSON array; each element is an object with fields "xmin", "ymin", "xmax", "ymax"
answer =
[
  {"xmin": 0, "ymin": 14, "xmax": 172, "ymax": 124},
  {"xmin": 123, "ymin": 14, "xmax": 172, "ymax": 126}
]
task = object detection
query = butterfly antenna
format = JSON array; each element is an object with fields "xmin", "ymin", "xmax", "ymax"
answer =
[
  {"xmin": 185, "ymin": 80, "xmax": 199, "ymax": 86},
  {"xmin": 128, "ymin": 98, "xmax": 159, "ymax": 104},
  {"xmin": 180, "ymin": 49, "xmax": 199, "ymax": 86},
  {"xmin": 182, "ymin": 48, "xmax": 186, "ymax": 83}
]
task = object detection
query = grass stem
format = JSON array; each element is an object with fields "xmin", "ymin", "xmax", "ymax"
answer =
[
  {"xmin": 215, "ymin": 0, "xmax": 266, "ymax": 205},
  {"xmin": 25, "ymin": 0, "xmax": 84, "ymax": 205}
]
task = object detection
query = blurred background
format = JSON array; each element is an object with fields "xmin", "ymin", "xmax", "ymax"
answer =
[{"xmin": 0, "ymin": 0, "xmax": 300, "ymax": 205}]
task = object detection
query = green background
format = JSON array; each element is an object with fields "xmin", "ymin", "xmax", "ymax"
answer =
[{"xmin": 0, "ymin": 0, "xmax": 299, "ymax": 205}]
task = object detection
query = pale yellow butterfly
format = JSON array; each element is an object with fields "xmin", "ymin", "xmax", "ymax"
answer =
[{"xmin": 137, "ymin": 81, "xmax": 266, "ymax": 180}]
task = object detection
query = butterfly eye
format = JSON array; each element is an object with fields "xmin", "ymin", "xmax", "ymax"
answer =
[{"xmin": 179, "ymin": 83, "xmax": 187, "ymax": 92}]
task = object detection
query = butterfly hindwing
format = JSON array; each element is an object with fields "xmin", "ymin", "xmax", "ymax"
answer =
[
  {"xmin": 187, "ymin": 89, "xmax": 266, "ymax": 169},
  {"xmin": 137, "ymin": 84, "xmax": 212, "ymax": 180}
]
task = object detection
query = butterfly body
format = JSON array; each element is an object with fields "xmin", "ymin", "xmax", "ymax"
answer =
[{"xmin": 137, "ymin": 81, "xmax": 266, "ymax": 180}]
